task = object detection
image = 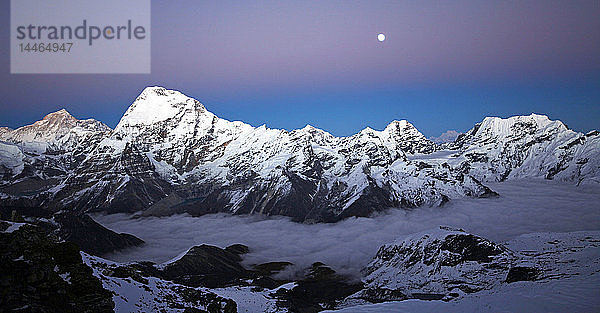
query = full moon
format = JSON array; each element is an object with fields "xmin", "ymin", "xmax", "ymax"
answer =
[{"xmin": 377, "ymin": 33, "xmax": 386, "ymax": 42}]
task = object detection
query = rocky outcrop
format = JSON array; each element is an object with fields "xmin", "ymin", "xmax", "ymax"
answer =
[
  {"xmin": 337, "ymin": 228, "xmax": 600, "ymax": 310},
  {"xmin": 83, "ymin": 256, "xmax": 238, "ymax": 313},
  {"xmin": 273, "ymin": 262, "xmax": 364, "ymax": 313},
  {"xmin": 0, "ymin": 208, "xmax": 144, "ymax": 256},
  {"xmin": 0, "ymin": 220, "xmax": 238, "ymax": 313},
  {"xmin": 354, "ymin": 226, "xmax": 519, "ymax": 303},
  {"xmin": 52, "ymin": 212, "xmax": 144, "ymax": 255},
  {"xmin": 0, "ymin": 221, "xmax": 114, "ymax": 313},
  {"xmin": 161, "ymin": 244, "xmax": 249, "ymax": 288},
  {"xmin": 505, "ymin": 266, "xmax": 540, "ymax": 283}
]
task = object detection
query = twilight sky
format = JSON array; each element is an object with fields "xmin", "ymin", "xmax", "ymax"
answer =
[{"xmin": 1, "ymin": 0, "xmax": 599, "ymax": 137}]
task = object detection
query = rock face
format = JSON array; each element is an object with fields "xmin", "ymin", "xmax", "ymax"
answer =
[
  {"xmin": 355, "ymin": 226, "xmax": 518, "ymax": 302},
  {"xmin": 0, "ymin": 208, "xmax": 144, "ymax": 256},
  {"xmin": 0, "ymin": 221, "xmax": 114, "ymax": 313},
  {"xmin": 1, "ymin": 87, "xmax": 599, "ymax": 224},
  {"xmin": 274, "ymin": 262, "xmax": 364, "ymax": 313},
  {"xmin": 161, "ymin": 244, "xmax": 249, "ymax": 288},
  {"xmin": 52, "ymin": 212, "xmax": 144, "ymax": 255},
  {"xmin": 505, "ymin": 266, "xmax": 540, "ymax": 283},
  {"xmin": 0, "ymin": 220, "xmax": 238, "ymax": 313}
]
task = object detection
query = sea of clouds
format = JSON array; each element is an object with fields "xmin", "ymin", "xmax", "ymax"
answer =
[{"xmin": 94, "ymin": 179, "xmax": 600, "ymax": 279}]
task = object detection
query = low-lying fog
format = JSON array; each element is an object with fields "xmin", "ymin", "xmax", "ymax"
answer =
[{"xmin": 94, "ymin": 179, "xmax": 600, "ymax": 279}]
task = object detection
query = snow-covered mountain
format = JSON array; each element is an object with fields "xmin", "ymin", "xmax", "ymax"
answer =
[
  {"xmin": 1, "ymin": 109, "xmax": 109, "ymax": 153},
  {"xmin": 429, "ymin": 130, "xmax": 461, "ymax": 144},
  {"xmin": 1, "ymin": 87, "xmax": 598, "ymax": 223},
  {"xmin": 447, "ymin": 114, "xmax": 600, "ymax": 183},
  {"xmin": 0, "ymin": 110, "xmax": 110, "ymax": 200}
]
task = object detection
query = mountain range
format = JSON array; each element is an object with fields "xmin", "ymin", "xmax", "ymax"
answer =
[{"xmin": 1, "ymin": 86, "xmax": 598, "ymax": 225}]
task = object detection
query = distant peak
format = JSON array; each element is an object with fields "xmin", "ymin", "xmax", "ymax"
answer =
[
  {"xmin": 430, "ymin": 130, "xmax": 461, "ymax": 144},
  {"xmin": 134, "ymin": 86, "xmax": 198, "ymax": 103},
  {"xmin": 42, "ymin": 109, "xmax": 75, "ymax": 120},
  {"xmin": 528, "ymin": 113, "xmax": 550, "ymax": 119},
  {"xmin": 134, "ymin": 86, "xmax": 189, "ymax": 103},
  {"xmin": 144, "ymin": 86, "xmax": 166, "ymax": 91},
  {"xmin": 482, "ymin": 113, "xmax": 550, "ymax": 123},
  {"xmin": 300, "ymin": 124, "xmax": 326, "ymax": 133},
  {"xmin": 301, "ymin": 124, "xmax": 333, "ymax": 135}
]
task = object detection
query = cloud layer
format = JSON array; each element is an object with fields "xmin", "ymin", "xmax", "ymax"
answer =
[{"xmin": 95, "ymin": 179, "xmax": 600, "ymax": 279}]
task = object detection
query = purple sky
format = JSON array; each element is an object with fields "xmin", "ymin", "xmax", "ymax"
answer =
[{"xmin": 1, "ymin": 0, "xmax": 599, "ymax": 137}]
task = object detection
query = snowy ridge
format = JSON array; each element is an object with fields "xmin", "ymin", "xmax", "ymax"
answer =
[
  {"xmin": 0, "ymin": 87, "xmax": 598, "ymax": 222},
  {"xmin": 1, "ymin": 109, "xmax": 109, "ymax": 145},
  {"xmin": 38, "ymin": 87, "xmax": 481, "ymax": 221},
  {"xmin": 449, "ymin": 113, "xmax": 600, "ymax": 184}
]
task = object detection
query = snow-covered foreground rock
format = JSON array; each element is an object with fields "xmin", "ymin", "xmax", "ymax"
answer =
[
  {"xmin": 353, "ymin": 226, "xmax": 519, "ymax": 302},
  {"xmin": 81, "ymin": 254, "xmax": 244, "ymax": 313},
  {"xmin": 328, "ymin": 230, "xmax": 600, "ymax": 313},
  {"xmin": 84, "ymin": 227, "xmax": 600, "ymax": 313},
  {"xmin": 3, "ymin": 215, "xmax": 598, "ymax": 312},
  {"xmin": 1, "ymin": 86, "xmax": 598, "ymax": 224}
]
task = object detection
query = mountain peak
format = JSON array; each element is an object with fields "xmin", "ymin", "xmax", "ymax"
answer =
[
  {"xmin": 430, "ymin": 130, "xmax": 461, "ymax": 144},
  {"xmin": 477, "ymin": 113, "xmax": 567, "ymax": 139},
  {"xmin": 382, "ymin": 120, "xmax": 425, "ymax": 138},
  {"xmin": 117, "ymin": 87, "xmax": 208, "ymax": 128},
  {"xmin": 299, "ymin": 124, "xmax": 330, "ymax": 135},
  {"xmin": 41, "ymin": 109, "xmax": 76, "ymax": 122},
  {"xmin": 0, "ymin": 108, "xmax": 109, "ymax": 145},
  {"xmin": 384, "ymin": 120, "xmax": 413, "ymax": 131}
]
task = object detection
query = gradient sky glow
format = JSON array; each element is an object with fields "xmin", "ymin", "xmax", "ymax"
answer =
[{"xmin": 1, "ymin": 0, "xmax": 599, "ymax": 137}]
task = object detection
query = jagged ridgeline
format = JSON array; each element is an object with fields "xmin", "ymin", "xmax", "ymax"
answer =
[{"xmin": 1, "ymin": 87, "xmax": 598, "ymax": 222}]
